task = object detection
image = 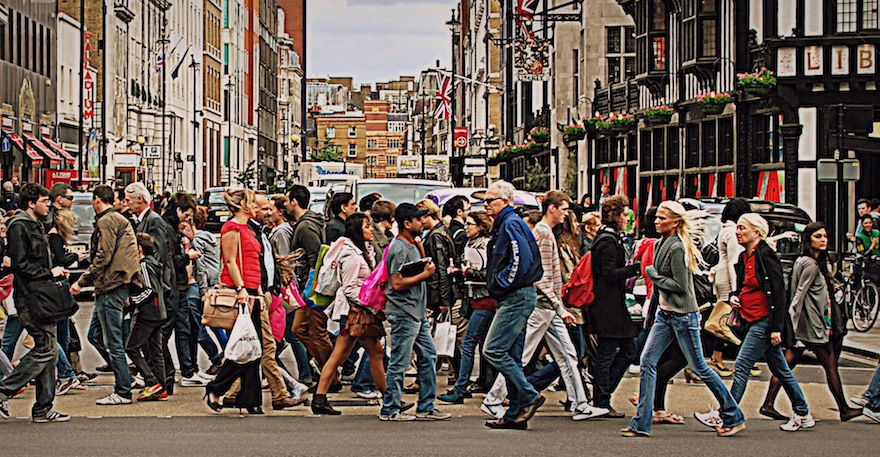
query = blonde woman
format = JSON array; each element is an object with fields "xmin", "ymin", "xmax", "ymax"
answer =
[
  {"xmin": 695, "ymin": 213, "xmax": 812, "ymax": 433},
  {"xmin": 622, "ymin": 201, "xmax": 745, "ymax": 438}
]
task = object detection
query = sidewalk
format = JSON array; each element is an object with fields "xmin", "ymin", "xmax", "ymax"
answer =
[{"xmin": 842, "ymin": 321, "xmax": 880, "ymax": 359}]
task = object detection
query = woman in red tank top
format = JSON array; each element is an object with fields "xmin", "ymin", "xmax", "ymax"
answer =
[{"xmin": 204, "ymin": 188, "xmax": 265, "ymax": 414}]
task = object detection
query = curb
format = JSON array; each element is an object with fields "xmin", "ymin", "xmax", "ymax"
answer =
[{"xmin": 843, "ymin": 344, "xmax": 879, "ymax": 360}]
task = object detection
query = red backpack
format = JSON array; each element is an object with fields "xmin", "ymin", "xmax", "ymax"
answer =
[{"xmin": 562, "ymin": 232, "xmax": 613, "ymax": 308}]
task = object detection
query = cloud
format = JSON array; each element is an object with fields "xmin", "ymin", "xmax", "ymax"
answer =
[{"xmin": 308, "ymin": 0, "xmax": 457, "ymax": 84}]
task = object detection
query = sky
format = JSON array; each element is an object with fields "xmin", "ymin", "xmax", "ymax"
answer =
[{"xmin": 308, "ymin": 0, "xmax": 458, "ymax": 85}]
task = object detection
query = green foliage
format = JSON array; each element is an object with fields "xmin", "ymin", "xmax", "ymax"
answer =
[
  {"xmin": 235, "ymin": 160, "xmax": 257, "ymax": 188},
  {"xmin": 523, "ymin": 159, "xmax": 549, "ymax": 192},
  {"xmin": 311, "ymin": 142, "xmax": 343, "ymax": 162}
]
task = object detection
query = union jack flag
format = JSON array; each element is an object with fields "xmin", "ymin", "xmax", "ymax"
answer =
[
  {"xmin": 517, "ymin": 0, "xmax": 539, "ymax": 37},
  {"xmin": 433, "ymin": 73, "xmax": 452, "ymax": 121},
  {"xmin": 156, "ymin": 54, "xmax": 164, "ymax": 73}
]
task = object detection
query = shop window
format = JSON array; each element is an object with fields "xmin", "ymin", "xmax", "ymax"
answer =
[
  {"xmin": 686, "ymin": 124, "xmax": 700, "ymax": 168},
  {"xmin": 652, "ymin": 129, "xmax": 665, "ymax": 170},
  {"xmin": 667, "ymin": 126, "xmax": 680, "ymax": 169},
  {"xmin": 701, "ymin": 120, "xmax": 716, "ymax": 167},
  {"xmin": 607, "ymin": 25, "xmax": 636, "ymax": 85}
]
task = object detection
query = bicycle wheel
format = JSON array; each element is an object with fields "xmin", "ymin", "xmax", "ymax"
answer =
[{"xmin": 852, "ymin": 281, "xmax": 880, "ymax": 332}]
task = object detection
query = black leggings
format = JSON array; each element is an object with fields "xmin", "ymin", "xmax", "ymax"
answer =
[
  {"xmin": 206, "ymin": 302, "xmax": 262, "ymax": 408},
  {"xmin": 654, "ymin": 343, "xmax": 688, "ymax": 411},
  {"xmin": 762, "ymin": 342, "xmax": 853, "ymax": 414}
]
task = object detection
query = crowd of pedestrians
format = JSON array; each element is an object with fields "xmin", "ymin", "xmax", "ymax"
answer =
[{"xmin": 1, "ymin": 178, "xmax": 880, "ymax": 435}]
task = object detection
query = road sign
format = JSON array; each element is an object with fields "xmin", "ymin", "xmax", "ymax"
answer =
[
  {"xmin": 817, "ymin": 158, "xmax": 860, "ymax": 182},
  {"xmin": 454, "ymin": 126, "xmax": 468, "ymax": 149},
  {"xmin": 142, "ymin": 146, "xmax": 160, "ymax": 159},
  {"xmin": 1, "ymin": 137, "xmax": 9, "ymax": 153},
  {"xmin": 276, "ymin": 179, "xmax": 287, "ymax": 189}
]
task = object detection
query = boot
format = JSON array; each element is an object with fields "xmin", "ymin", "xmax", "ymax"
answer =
[{"xmin": 311, "ymin": 394, "xmax": 341, "ymax": 415}]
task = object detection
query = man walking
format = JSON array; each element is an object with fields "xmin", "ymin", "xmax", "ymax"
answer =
[
  {"xmin": 379, "ymin": 203, "xmax": 451, "ymax": 422},
  {"xmin": 480, "ymin": 190, "xmax": 606, "ymax": 421},
  {"xmin": 71, "ymin": 185, "xmax": 142, "ymax": 406},
  {"xmin": 0, "ymin": 184, "xmax": 70, "ymax": 422},
  {"xmin": 480, "ymin": 180, "xmax": 544, "ymax": 429}
]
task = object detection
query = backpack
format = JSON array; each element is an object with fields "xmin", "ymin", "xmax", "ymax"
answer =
[
  {"xmin": 562, "ymin": 232, "xmax": 614, "ymax": 308},
  {"xmin": 314, "ymin": 238, "xmax": 347, "ymax": 297},
  {"xmin": 305, "ymin": 244, "xmax": 332, "ymax": 309}
]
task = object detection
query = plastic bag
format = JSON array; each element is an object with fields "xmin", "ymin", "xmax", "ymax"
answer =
[
  {"xmin": 224, "ymin": 303, "xmax": 262, "ymax": 364},
  {"xmin": 359, "ymin": 243, "xmax": 391, "ymax": 311},
  {"xmin": 432, "ymin": 311, "xmax": 457, "ymax": 358}
]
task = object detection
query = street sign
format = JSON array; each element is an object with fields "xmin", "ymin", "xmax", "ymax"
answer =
[
  {"xmin": 463, "ymin": 157, "xmax": 486, "ymax": 176},
  {"xmin": 142, "ymin": 146, "xmax": 160, "ymax": 159},
  {"xmin": 817, "ymin": 158, "xmax": 860, "ymax": 182},
  {"xmin": 276, "ymin": 179, "xmax": 287, "ymax": 189},
  {"xmin": 454, "ymin": 127, "xmax": 469, "ymax": 149},
  {"xmin": 1, "ymin": 137, "xmax": 9, "ymax": 153}
]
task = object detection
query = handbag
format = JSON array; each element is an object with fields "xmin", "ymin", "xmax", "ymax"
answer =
[
  {"xmin": 224, "ymin": 303, "xmax": 262, "ymax": 364},
  {"xmin": 26, "ymin": 276, "xmax": 78, "ymax": 323},
  {"xmin": 432, "ymin": 311, "xmax": 457, "ymax": 358},
  {"xmin": 704, "ymin": 300, "xmax": 742, "ymax": 345},
  {"xmin": 359, "ymin": 243, "xmax": 392, "ymax": 311},
  {"xmin": 347, "ymin": 305, "xmax": 386, "ymax": 339},
  {"xmin": 201, "ymin": 231, "xmax": 263, "ymax": 330}
]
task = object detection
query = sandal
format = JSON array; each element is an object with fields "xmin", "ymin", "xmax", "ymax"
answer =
[
  {"xmin": 708, "ymin": 358, "xmax": 733, "ymax": 377},
  {"xmin": 629, "ymin": 394, "xmax": 638, "ymax": 406},
  {"xmin": 652, "ymin": 411, "xmax": 686, "ymax": 425},
  {"xmin": 620, "ymin": 427, "xmax": 648, "ymax": 437}
]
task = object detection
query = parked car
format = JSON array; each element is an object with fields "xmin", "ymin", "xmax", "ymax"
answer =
[
  {"xmin": 425, "ymin": 187, "xmax": 542, "ymax": 213},
  {"xmin": 324, "ymin": 178, "xmax": 453, "ymax": 219},
  {"xmin": 308, "ymin": 186, "xmax": 329, "ymax": 215},
  {"xmin": 203, "ymin": 187, "xmax": 231, "ymax": 233},
  {"xmin": 69, "ymin": 192, "xmax": 96, "ymax": 293}
]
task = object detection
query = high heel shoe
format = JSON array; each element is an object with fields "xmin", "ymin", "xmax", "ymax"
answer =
[
  {"xmin": 841, "ymin": 407, "xmax": 862, "ymax": 422},
  {"xmin": 684, "ymin": 367, "xmax": 703, "ymax": 384},
  {"xmin": 245, "ymin": 406, "xmax": 264, "ymax": 415},
  {"xmin": 204, "ymin": 389, "xmax": 222, "ymax": 414},
  {"xmin": 708, "ymin": 358, "xmax": 733, "ymax": 377},
  {"xmin": 311, "ymin": 394, "xmax": 341, "ymax": 415}
]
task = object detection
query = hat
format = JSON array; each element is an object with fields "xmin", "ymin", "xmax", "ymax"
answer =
[{"xmin": 395, "ymin": 202, "xmax": 428, "ymax": 223}]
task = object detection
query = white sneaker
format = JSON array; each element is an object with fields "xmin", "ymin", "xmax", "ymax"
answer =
[
  {"xmin": 572, "ymin": 406, "xmax": 610, "ymax": 420},
  {"xmin": 181, "ymin": 375, "xmax": 209, "ymax": 387},
  {"xmin": 196, "ymin": 371, "xmax": 216, "ymax": 381},
  {"xmin": 693, "ymin": 410, "xmax": 722, "ymax": 428},
  {"xmin": 628, "ymin": 364, "xmax": 641, "ymax": 375},
  {"xmin": 356, "ymin": 390, "xmax": 383, "ymax": 400},
  {"xmin": 131, "ymin": 374, "xmax": 145, "ymax": 388},
  {"xmin": 291, "ymin": 384, "xmax": 309, "ymax": 400},
  {"xmin": 780, "ymin": 413, "xmax": 815, "ymax": 432},
  {"xmin": 378, "ymin": 412, "xmax": 416, "ymax": 421},
  {"xmin": 863, "ymin": 407, "xmax": 880, "ymax": 424},
  {"xmin": 96, "ymin": 393, "xmax": 132, "ymax": 405},
  {"xmin": 850, "ymin": 395, "xmax": 869, "ymax": 407},
  {"xmin": 480, "ymin": 402, "xmax": 505, "ymax": 419}
]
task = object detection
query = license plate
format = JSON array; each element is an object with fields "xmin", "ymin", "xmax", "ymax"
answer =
[
  {"xmin": 215, "ymin": 211, "xmax": 230, "ymax": 217},
  {"xmin": 219, "ymin": 215, "xmax": 229, "ymax": 222},
  {"xmin": 70, "ymin": 244, "xmax": 87, "ymax": 253}
]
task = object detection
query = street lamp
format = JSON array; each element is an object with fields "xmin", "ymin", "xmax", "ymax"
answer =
[
  {"xmin": 189, "ymin": 56, "xmax": 201, "ymax": 193},
  {"xmin": 446, "ymin": 9, "xmax": 462, "ymax": 185},
  {"xmin": 174, "ymin": 154, "xmax": 184, "ymax": 192},
  {"xmin": 291, "ymin": 133, "xmax": 300, "ymax": 180}
]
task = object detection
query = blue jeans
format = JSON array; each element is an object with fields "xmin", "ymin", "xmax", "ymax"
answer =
[
  {"xmin": 628, "ymin": 311, "xmax": 745, "ymax": 435},
  {"xmin": 284, "ymin": 312, "xmax": 313, "ymax": 382},
  {"xmin": 482, "ymin": 286, "xmax": 538, "ymax": 421},
  {"xmin": 1, "ymin": 315, "xmax": 23, "ymax": 359},
  {"xmin": 189, "ymin": 285, "xmax": 221, "ymax": 366},
  {"xmin": 867, "ymin": 362, "xmax": 880, "ymax": 411},
  {"xmin": 452, "ymin": 309, "xmax": 495, "ymax": 395},
  {"xmin": 163, "ymin": 289, "xmax": 196, "ymax": 379},
  {"xmin": 88, "ymin": 286, "xmax": 132, "ymax": 399},
  {"xmin": 352, "ymin": 350, "xmax": 383, "ymax": 394},
  {"xmin": 731, "ymin": 317, "xmax": 809, "ymax": 416},
  {"xmin": 381, "ymin": 315, "xmax": 437, "ymax": 416}
]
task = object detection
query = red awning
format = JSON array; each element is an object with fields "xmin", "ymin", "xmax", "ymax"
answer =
[
  {"xmin": 2, "ymin": 132, "xmax": 25, "ymax": 151},
  {"xmin": 41, "ymin": 137, "xmax": 76, "ymax": 167},
  {"xmin": 23, "ymin": 133, "xmax": 61, "ymax": 166},
  {"xmin": 24, "ymin": 145, "xmax": 44, "ymax": 166}
]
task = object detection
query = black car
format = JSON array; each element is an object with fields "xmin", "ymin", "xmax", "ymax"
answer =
[{"xmin": 203, "ymin": 187, "xmax": 230, "ymax": 233}]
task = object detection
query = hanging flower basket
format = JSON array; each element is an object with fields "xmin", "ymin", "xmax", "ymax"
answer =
[
  {"xmin": 700, "ymin": 103, "xmax": 726, "ymax": 115},
  {"xmin": 737, "ymin": 67, "xmax": 776, "ymax": 97},
  {"xmin": 563, "ymin": 126, "xmax": 586, "ymax": 141},
  {"xmin": 744, "ymin": 85, "xmax": 772, "ymax": 96},
  {"xmin": 529, "ymin": 127, "xmax": 550, "ymax": 144},
  {"xmin": 696, "ymin": 92, "xmax": 731, "ymax": 116},
  {"xmin": 644, "ymin": 106, "xmax": 674, "ymax": 125}
]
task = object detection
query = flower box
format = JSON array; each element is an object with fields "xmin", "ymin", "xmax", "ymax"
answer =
[
  {"xmin": 701, "ymin": 103, "xmax": 726, "ymax": 115},
  {"xmin": 744, "ymin": 85, "xmax": 772, "ymax": 96},
  {"xmin": 646, "ymin": 113, "xmax": 673, "ymax": 124}
]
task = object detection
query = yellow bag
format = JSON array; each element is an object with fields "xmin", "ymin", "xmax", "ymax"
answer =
[{"xmin": 704, "ymin": 300, "xmax": 742, "ymax": 346}]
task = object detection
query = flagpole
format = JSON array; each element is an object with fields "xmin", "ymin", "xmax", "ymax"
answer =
[{"xmin": 160, "ymin": 23, "xmax": 167, "ymax": 195}]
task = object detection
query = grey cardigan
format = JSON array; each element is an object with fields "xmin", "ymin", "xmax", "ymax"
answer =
[
  {"xmin": 788, "ymin": 256, "xmax": 830, "ymax": 344},
  {"xmin": 650, "ymin": 234, "xmax": 699, "ymax": 314}
]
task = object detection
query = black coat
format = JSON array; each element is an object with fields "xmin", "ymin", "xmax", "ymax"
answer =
[
  {"xmin": 6, "ymin": 212, "xmax": 53, "ymax": 323},
  {"xmin": 135, "ymin": 208, "xmax": 175, "ymax": 295},
  {"xmin": 424, "ymin": 223, "xmax": 457, "ymax": 311},
  {"xmin": 732, "ymin": 240, "xmax": 789, "ymax": 337},
  {"xmin": 588, "ymin": 227, "xmax": 640, "ymax": 338}
]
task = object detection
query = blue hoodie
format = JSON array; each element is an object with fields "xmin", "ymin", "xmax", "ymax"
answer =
[{"xmin": 486, "ymin": 205, "xmax": 543, "ymax": 298}]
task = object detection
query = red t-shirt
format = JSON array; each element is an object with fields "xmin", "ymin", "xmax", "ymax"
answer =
[
  {"xmin": 219, "ymin": 220, "xmax": 263, "ymax": 290},
  {"xmin": 738, "ymin": 251, "xmax": 769, "ymax": 322}
]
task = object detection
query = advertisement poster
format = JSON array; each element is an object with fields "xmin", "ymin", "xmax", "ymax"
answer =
[{"xmin": 87, "ymin": 129, "xmax": 100, "ymax": 179}]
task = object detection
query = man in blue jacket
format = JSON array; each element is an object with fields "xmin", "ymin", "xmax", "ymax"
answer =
[{"xmin": 481, "ymin": 180, "xmax": 543, "ymax": 430}]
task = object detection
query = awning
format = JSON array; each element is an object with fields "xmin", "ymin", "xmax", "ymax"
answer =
[
  {"xmin": 24, "ymin": 145, "xmax": 43, "ymax": 166},
  {"xmin": 1, "ymin": 131, "xmax": 25, "ymax": 151},
  {"xmin": 41, "ymin": 137, "xmax": 76, "ymax": 167},
  {"xmin": 22, "ymin": 133, "xmax": 61, "ymax": 167}
]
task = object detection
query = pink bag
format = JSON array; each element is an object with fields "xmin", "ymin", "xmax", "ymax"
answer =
[
  {"xmin": 268, "ymin": 295, "xmax": 286, "ymax": 341},
  {"xmin": 359, "ymin": 243, "xmax": 391, "ymax": 311},
  {"xmin": 281, "ymin": 281, "xmax": 307, "ymax": 309}
]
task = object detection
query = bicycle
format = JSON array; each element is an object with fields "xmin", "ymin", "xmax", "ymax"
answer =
[{"xmin": 837, "ymin": 253, "xmax": 880, "ymax": 332}]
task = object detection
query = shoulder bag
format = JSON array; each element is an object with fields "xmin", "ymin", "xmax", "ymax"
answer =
[
  {"xmin": 202, "ymin": 228, "xmax": 263, "ymax": 330},
  {"xmin": 27, "ymin": 242, "xmax": 78, "ymax": 324}
]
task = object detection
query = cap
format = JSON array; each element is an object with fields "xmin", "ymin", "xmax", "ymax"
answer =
[{"xmin": 395, "ymin": 202, "xmax": 428, "ymax": 223}]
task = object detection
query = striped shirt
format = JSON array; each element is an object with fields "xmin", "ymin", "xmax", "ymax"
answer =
[{"xmin": 532, "ymin": 221, "xmax": 565, "ymax": 316}]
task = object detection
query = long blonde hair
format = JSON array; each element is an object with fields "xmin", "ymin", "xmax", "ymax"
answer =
[
  {"xmin": 657, "ymin": 201, "xmax": 706, "ymax": 273},
  {"xmin": 224, "ymin": 188, "xmax": 255, "ymax": 216},
  {"xmin": 54, "ymin": 209, "xmax": 79, "ymax": 244}
]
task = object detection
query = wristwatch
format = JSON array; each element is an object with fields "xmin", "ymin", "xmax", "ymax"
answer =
[{"xmin": 235, "ymin": 286, "xmax": 244, "ymax": 293}]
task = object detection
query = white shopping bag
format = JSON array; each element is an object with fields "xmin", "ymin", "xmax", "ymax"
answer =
[
  {"xmin": 224, "ymin": 303, "xmax": 262, "ymax": 364},
  {"xmin": 432, "ymin": 311, "xmax": 457, "ymax": 358}
]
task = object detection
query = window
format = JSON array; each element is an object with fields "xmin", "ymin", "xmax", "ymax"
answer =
[
  {"xmin": 683, "ymin": 0, "xmax": 719, "ymax": 61},
  {"xmin": 387, "ymin": 155, "xmax": 397, "ymax": 166},
  {"xmin": 348, "ymin": 143, "xmax": 357, "ymax": 158},
  {"xmin": 635, "ymin": 0, "xmax": 667, "ymax": 74},
  {"xmin": 389, "ymin": 122, "xmax": 405, "ymax": 132},
  {"xmin": 348, "ymin": 126, "xmax": 357, "ymax": 138},
  {"xmin": 838, "ymin": 0, "xmax": 879, "ymax": 32},
  {"xmin": 572, "ymin": 49, "xmax": 580, "ymax": 105},
  {"xmin": 606, "ymin": 26, "xmax": 636, "ymax": 85},
  {"xmin": 367, "ymin": 138, "xmax": 378, "ymax": 149},
  {"xmin": 387, "ymin": 138, "xmax": 401, "ymax": 149},
  {"xmin": 325, "ymin": 127, "xmax": 335, "ymax": 138}
]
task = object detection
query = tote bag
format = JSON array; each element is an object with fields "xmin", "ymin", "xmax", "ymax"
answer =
[
  {"xmin": 359, "ymin": 243, "xmax": 392, "ymax": 311},
  {"xmin": 432, "ymin": 311, "xmax": 457, "ymax": 358},
  {"xmin": 224, "ymin": 303, "xmax": 262, "ymax": 364}
]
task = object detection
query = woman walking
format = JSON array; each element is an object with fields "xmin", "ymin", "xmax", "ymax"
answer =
[
  {"xmin": 760, "ymin": 222, "xmax": 862, "ymax": 421},
  {"xmin": 204, "ymin": 189, "xmax": 264, "ymax": 415},
  {"xmin": 695, "ymin": 213, "xmax": 812, "ymax": 432},
  {"xmin": 438, "ymin": 211, "xmax": 496, "ymax": 404},
  {"xmin": 622, "ymin": 201, "xmax": 745, "ymax": 437},
  {"xmin": 311, "ymin": 213, "xmax": 387, "ymax": 415}
]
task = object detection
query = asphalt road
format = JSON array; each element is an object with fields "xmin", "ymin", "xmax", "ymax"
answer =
[{"xmin": 1, "ymin": 415, "xmax": 877, "ymax": 457}]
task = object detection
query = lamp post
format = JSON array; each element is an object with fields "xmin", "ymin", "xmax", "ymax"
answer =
[
  {"xmin": 224, "ymin": 78, "xmax": 235, "ymax": 186},
  {"xmin": 290, "ymin": 133, "xmax": 300, "ymax": 180},
  {"xmin": 189, "ymin": 56, "xmax": 200, "ymax": 193},
  {"xmin": 174, "ymin": 154, "xmax": 184, "ymax": 192},
  {"xmin": 446, "ymin": 9, "xmax": 461, "ymax": 185},
  {"xmin": 158, "ymin": 30, "xmax": 170, "ymax": 193},
  {"xmin": 137, "ymin": 136, "xmax": 147, "ymax": 187}
]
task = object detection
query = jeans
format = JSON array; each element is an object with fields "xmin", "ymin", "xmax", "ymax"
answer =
[
  {"xmin": 484, "ymin": 307, "xmax": 590, "ymax": 416},
  {"xmin": 284, "ymin": 311, "xmax": 313, "ymax": 382},
  {"xmin": 451, "ymin": 309, "xmax": 494, "ymax": 395},
  {"xmin": 380, "ymin": 315, "xmax": 437, "ymax": 416},
  {"xmin": 189, "ymin": 285, "xmax": 220, "ymax": 366},
  {"xmin": 1, "ymin": 315, "xmax": 23, "ymax": 359},
  {"xmin": 164, "ymin": 289, "xmax": 197, "ymax": 379},
  {"xmin": 0, "ymin": 318, "xmax": 57, "ymax": 417},
  {"xmin": 481, "ymin": 286, "xmax": 539, "ymax": 421},
  {"xmin": 731, "ymin": 317, "xmax": 809, "ymax": 416},
  {"xmin": 88, "ymin": 286, "xmax": 132, "ymax": 399},
  {"xmin": 627, "ymin": 311, "xmax": 745, "ymax": 435},
  {"xmin": 593, "ymin": 336, "xmax": 637, "ymax": 409},
  {"xmin": 867, "ymin": 362, "xmax": 880, "ymax": 411},
  {"xmin": 351, "ymin": 350, "xmax": 382, "ymax": 394}
]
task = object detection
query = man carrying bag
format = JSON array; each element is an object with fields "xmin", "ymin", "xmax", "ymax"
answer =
[{"xmin": 0, "ymin": 184, "xmax": 71, "ymax": 422}]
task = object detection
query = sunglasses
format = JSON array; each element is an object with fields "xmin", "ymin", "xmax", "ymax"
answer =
[
  {"xmin": 483, "ymin": 197, "xmax": 503, "ymax": 205},
  {"xmin": 61, "ymin": 195, "xmax": 75, "ymax": 201}
]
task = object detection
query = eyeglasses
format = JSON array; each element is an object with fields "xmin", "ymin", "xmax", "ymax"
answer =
[
  {"xmin": 483, "ymin": 197, "xmax": 503, "ymax": 205},
  {"xmin": 61, "ymin": 195, "xmax": 75, "ymax": 201},
  {"xmin": 465, "ymin": 221, "xmax": 476, "ymax": 226}
]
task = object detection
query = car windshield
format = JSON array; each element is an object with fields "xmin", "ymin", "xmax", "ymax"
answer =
[
  {"xmin": 207, "ymin": 192, "xmax": 226, "ymax": 206},
  {"xmin": 71, "ymin": 200, "xmax": 96, "ymax": 231},
  {"xmin": 357, "ymin": 183, "xmax": 450, "ymax": 205}
]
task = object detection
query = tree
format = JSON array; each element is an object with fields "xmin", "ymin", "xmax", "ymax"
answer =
[
  {"xmin": 310, "ymin": 141, "xmax": 343, "ymax": 162},
  {"xmin": 524, "ymin": 159, "xmax": 549, "ymax": 192},
  {"xmin": 235, "ymin": 160, "xmax": 257, "ymax": 189}
]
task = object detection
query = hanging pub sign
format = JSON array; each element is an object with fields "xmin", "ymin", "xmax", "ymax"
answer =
[{"xmin": 514, "ymin": 37, "xmax": 550, "ymax": 82}]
